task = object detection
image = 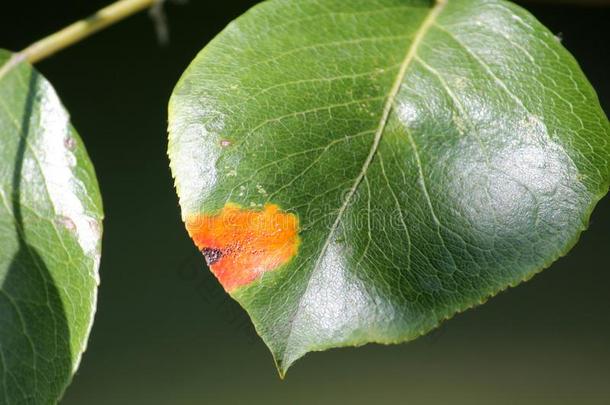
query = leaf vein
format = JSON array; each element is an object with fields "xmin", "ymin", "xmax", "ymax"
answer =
[{"xmin": 281, "ymin": 0, "xmax": 449, "ymax": 364}]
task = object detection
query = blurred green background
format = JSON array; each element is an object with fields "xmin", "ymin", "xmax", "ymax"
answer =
[{"xmin": 2, "ymin": 1, "xmax": 609, "ymax": 404}]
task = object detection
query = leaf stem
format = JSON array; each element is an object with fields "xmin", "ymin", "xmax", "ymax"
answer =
[{"xmin": 19, "ymin": 0, "xmax": 159, "ymax": 64}]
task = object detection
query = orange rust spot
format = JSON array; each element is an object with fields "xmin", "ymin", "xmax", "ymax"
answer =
[{"xmin": 185, "ymin": 203, "xmax": 300, "ymax": 292}]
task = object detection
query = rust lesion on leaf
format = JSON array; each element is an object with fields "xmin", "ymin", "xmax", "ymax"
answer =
[{"xmin": 185, "ymin": 203, "xmax": 300, "ymax": 292}]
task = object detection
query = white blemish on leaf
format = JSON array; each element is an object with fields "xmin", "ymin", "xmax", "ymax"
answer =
[{"xmin": 57, "ymin": 216, "xmax": 76, "ymax": 232}]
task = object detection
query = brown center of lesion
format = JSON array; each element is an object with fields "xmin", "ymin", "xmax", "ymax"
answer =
[{"xmin": 201, "ymin": 247, "xmax": 223, "ymax": 265}]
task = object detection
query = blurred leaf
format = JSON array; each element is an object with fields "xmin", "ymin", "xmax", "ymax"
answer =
[
  {"xmin": 0, "ymin": 49, "xmax": 103, "ymax": 403},
  {"xmin": 168, "ymin": 0, "xmax": 610, "ymax": 375},
  {"xmin": 521, "ymin": 0, "xmax": 610, "ymax": 6}
]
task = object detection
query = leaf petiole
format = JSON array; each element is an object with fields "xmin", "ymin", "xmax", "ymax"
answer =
[{"xmin": 19, "ymin": 0, "xmax": 159, "ymax": 64}]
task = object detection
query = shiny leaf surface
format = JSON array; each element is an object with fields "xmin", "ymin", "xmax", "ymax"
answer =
[
  {"xmin": 0, "ymin": 50, "xmax": 103, "ymax": 403},
  {"xmin": 168, "ymin": 0, "xmax": 610, "ymax": 375}
]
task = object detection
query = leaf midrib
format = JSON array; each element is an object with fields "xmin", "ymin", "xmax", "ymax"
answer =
[
  {"xmin": 281, "ymin": 0, "xmax": 448, "ymax": 367},
  {"xmin": 0, "ymin": 53, "xmax": 23, "ymax": 84}
]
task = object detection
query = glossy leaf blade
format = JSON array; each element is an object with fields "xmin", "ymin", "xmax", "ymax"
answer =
[
  {"xmin": 168, "ymin": 0, "xmax": 610, "ymax": 375},
  {"xmin": 0, "ymin": 50, "xmax": 103, "ymax": 403}
]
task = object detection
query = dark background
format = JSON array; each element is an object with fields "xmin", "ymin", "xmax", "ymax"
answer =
[{"xmin": 1, "ymin": 1, "xmax": 609, "ymax": 404}]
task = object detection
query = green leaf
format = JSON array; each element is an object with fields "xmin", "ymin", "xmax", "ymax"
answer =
[
  {"xmin": 0, "ymin": 50, "xmax": 103, "ymax": 403},
  {"xmin": 168, "ymin": 0, "xmax": 610, "ymax": 376}
]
